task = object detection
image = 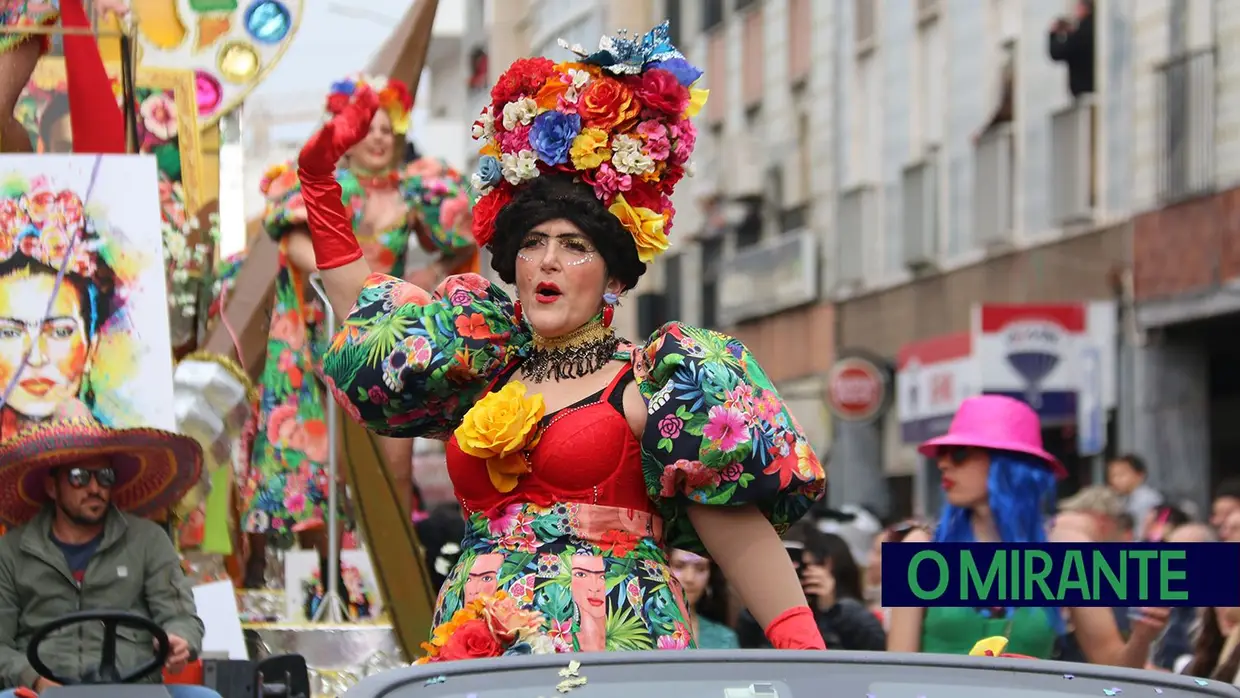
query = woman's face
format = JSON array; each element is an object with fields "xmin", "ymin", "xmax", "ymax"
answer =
[
  {"xmin": 515, "ymin": 218, "xmax": 620, "ymax": 338},
  {"xmin": 0, "ymin": 270, "xmax": 91, "ymax": 418},
  {"xmin": 668, "ymin": 549, "xmax": 711, "ymax": 607},
  {"xmin": 347, "ymin": 108, "xmax": 396, "ymax": 172},
  {"xmin": 937, "ymin": 447, "xmax": 991, "ymax": 509}
]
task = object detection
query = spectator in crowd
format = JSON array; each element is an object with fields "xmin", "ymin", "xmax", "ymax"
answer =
[
  {"xmin": 1048, "ymin": 0, "xmax": 1095, "ymax": 98},
  {"xmin": 1142, "ymin": 504, "xmax": 1191, "ymax": 543},
  {"xmin": 1185, "ymin": 604, "xmax": 1240, "ymax": 683},
  {"xmin": 737, "ymin": 524, "xmax": 885, "ymax": 651},
  {"xmin": 1054, "ymin": 485, "xmax": 1124, "ymax": 541},
  {"xmin": 668, "ymin": 550, "xmax": 738, "ymax": 649},
  {"xmin": 1154, "ymin": 523, "xmax": 1218, "ymax": 673},
  {"xmin": 865, "ymin": 519, "xmax": 931, "ymax": 628},
  {"xmin": 1107, "ymin": 454, "xmax": 1164, "ymax": 539},
  {"xmin": 1211, "ymin": 478, "xmax": 1240, "ymax": 532}
]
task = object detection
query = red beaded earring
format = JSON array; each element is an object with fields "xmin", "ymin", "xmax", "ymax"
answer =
[
  {"xmin": 602, "ymin": 292, "xmax": 618, "ymax": 328},
  {"xmin": 514, "ymin": 300, "xmax": 523, "ymax": 324}
]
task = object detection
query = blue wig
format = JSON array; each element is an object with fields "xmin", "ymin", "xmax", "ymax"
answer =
[{"xmin": 933, "ymin": 450, "xmax": 1066, "ymax": 636}]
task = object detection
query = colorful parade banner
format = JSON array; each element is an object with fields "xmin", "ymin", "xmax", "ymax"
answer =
[{"xmin": 0, "ymin": 155, "xmax": 174, "ymax": 436}]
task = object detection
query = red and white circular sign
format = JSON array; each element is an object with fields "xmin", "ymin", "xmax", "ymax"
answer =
[{"xmin": 827, "ymin": 357, "xmax": 888, "ymax": 422}]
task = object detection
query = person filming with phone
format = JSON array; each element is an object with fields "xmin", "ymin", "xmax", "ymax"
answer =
[{"xmin": 737, "ymin": 523, "xmax": 885, "ymax": 651}]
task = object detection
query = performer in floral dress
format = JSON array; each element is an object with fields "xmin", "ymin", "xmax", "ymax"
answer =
[
  {"xmin": 300, "ymin": 22, "xmax": 828, "ymax": 658},
  {"xmin": 239, "ymin": 73, "xmax": 476, "ymax": 581}
]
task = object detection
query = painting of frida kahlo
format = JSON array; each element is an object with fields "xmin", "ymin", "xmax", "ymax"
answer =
[{"xmin": 0, "ymin": 155, "xmax": 176, "ymax": 441}]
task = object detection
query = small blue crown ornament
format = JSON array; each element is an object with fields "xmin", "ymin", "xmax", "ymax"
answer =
[{"xmin": 558, "ymin": 20, "xmax": 684, "ymax": 75}]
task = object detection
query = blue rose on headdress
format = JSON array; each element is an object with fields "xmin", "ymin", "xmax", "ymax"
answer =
[
  {"xmin": 330, "ymin": 80, "xmax": 356, "ymax": 96},
  {"xmin": 529, "ymin": 111, "xmax": 582, "ymax": 166},
  {"xmin": 650, "ymin": 57, "xmax": 702, "ymax": 87},
  {"xmin": 476, "ymin": 155, "xmax": 502, "ymax": 188}
]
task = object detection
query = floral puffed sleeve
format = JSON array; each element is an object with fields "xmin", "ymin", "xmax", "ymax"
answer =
[
  {"xmin": 258, "ymin": 162, "xmax": 309, "ymax": 240},
  {"xmin": 318, "ymin": 272, "xmax": 531, "ymax": 440},
  {"xmin": 400, "ymin": 157, "xmax": 475, "ymax": 256},
  {"xmin": 633, "ymin": 322, "xmax": 827, "ymax": 554}
]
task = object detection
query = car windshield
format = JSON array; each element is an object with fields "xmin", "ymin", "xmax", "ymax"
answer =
[{"xmin": 377, "ymin": 656, "xmax": 1229, "ymax": 698}]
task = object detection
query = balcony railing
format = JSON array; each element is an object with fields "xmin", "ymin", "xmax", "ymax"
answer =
[
  {"xmin": 973, "ymin": 124, "xmax": 1015, "ymax": 247},
  {"xmin": 1050, "ymin": 97, "xmax": 1096, "ymax": 225},
  {"xmin": 836, "ymin": 185, "xmax": 874, "ymax": 288},
  {"xmin": 1157, "ymin": 48, "xmax": 1216, "ymax": 204},
  {"xmin": 902, "ymin": 152, "xmax": 938, "ymax": 269}
]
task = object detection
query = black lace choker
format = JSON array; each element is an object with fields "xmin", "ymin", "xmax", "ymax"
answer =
[{"xmin": 522, "ymin": 319, "xmax": 621, "ymax": 383}]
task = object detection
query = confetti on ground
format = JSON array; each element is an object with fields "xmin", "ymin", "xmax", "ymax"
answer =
[
  {"xmin": 559, "ymin": 660, "xmax": 582, "ymax": 678},
  {"xmin": 1195, "ymin": 680, "xmax": 1209, "ymax": 687},
  {"xmin": 557, "ymin": 676, "xmax": 588, "ymax": 693},
  {"xmin": 1154, "ymin": 689, "xmax": 1163, "ymax": 694},
  {"xmin": 1103, "ymin": 688, "xmax": 1122, "ymax": 696},
  {"xmin": 424, "ymin": 675, "xmax": 446, "ymax": 686},
  {"xmin": 866, "ymin": 694, "xmax": 876, "ymax": 698},
  {"xmin": 1063, "ymin": 674, "xmax": 1075, "ymax": 680}
]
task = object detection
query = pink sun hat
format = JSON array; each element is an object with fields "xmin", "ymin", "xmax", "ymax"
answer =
[{"xmin": 917, "ymin": 395, "xmax": 1066, "ymax": 479}]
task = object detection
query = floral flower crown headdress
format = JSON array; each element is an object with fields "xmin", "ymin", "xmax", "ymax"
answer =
[
  {"xmin": 0, "ymin": 178, "xmax": 107, "ymax": 280},
  {"xmin": 326, "ymin": 74, "xmax": 414, "ymax": 135},
  {"xmin": 469, "ymin": 21, "xmax": 708, "ymax": 263}
]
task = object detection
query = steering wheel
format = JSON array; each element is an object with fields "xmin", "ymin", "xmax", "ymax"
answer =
[{"xmin": 27, "ymin": 610, "xmax": 170, "ymax": 685}]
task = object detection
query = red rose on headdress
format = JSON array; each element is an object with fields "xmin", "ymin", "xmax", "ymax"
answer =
[
  {"xmin": 472, "ymin": 187, "xmax": 512, "ymax": 248},
  {"xmin": 491, "ymin": 57, "xmax": 558, "ymax": 105},
  {"xmin": 634, "ymin": 69, "xmax": 689, "ymax": 117},
  {"xmin": 623, "ymin": 180, "xmax": 662, "ymax": 211},
  {"xmin": 326, "ymin": 93, "xmax": 350, "ymax": 115},
  {"xmin": 579, "ymin": 78, "xmax": 640, "ymax": 131},
  {"xmin": 437, "ymin": 619, "xmax": 503, "ymax": 661}
]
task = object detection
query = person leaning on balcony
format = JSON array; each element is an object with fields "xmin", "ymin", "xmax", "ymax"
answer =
[{"xmin": 1048, "ymin": 0, "xmax": 1095, "ymax": 99}]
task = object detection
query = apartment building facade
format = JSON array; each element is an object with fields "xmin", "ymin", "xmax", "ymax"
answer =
[{"xmin": 1124, "ymin": 0, "xmax": 1240, "ymax": 510}]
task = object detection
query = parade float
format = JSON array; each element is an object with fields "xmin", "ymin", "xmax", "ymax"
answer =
[{"xmin": 2, "ymin": 0, "xmax": 443, "ymax": 694}]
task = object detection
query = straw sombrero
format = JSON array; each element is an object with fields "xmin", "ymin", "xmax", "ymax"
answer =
[{"xmin": 0, "ymin": 401, "xmax": 203, "ymax": 528}]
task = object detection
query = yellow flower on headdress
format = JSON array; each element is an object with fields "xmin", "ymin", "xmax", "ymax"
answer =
[
  {"xmin": 609, "ymin": 194, "xmax": 670, "ymax": 263},
  {"xmin": 569, "ymin": 128, "xmax": 610, "ymax": 170},
  {"xmin": 684, "ymin": 88, "xmax": 710, "ymax": 119},
  {"xmin": 454, "ymin": 382, "xmax": 545, "ymax": 493}
]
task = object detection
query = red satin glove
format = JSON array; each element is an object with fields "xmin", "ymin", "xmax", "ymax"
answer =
[
  {"xmin": 764, "ymin": 606, "xmax": 827, "ymax": 650},
  {"xmin": 295, "ymin": 86, "xmax": 380, "ymax": 269}
]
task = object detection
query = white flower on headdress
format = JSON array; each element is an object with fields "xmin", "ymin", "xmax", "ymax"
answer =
[
  {"xmin": 472, "ymin": 111, "xmax": 495, "ymax": 141},
  {"xmin": 501, "ymin": 98, "xmax": 538, "ymax": 130},
  {"xmin": 471, "ymin": 172, "xmax": 495, "ymax": 197},
  {"xmin": 563, "ymin": 68, "xmax": 592, "ymax": 103},
  {"xmin": 611, "ymin": 134, "xmax": 655, "ymax": 176},
  {"xmin": 500, "ymin": 150, "xmax": 539, "ymax": 185}
]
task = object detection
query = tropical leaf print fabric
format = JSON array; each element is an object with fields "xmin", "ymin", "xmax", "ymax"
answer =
[
  {"xmin": 241, "ymin": 163, "xmax": 468, "ymax": 543},
  {"xmin": 633, "ymin": 323, "xmax": 827, "ymax": 554},
  {"xmin": 400, "ymin": 158, "xmax": 474, "ymax": 257},
  {"xmin": 433, "ymin": 502, "xmax": 694, "ymax": 653}
]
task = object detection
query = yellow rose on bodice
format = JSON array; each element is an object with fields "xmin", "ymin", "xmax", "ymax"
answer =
[{"xmin": 454, "ymin": 382, "xmax": 546, "ymax": 493}]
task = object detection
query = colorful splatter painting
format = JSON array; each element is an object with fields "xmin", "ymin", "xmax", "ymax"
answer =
[{"xmin": 0, "ymin": 155, "xmax": 175, "ymax": 438}]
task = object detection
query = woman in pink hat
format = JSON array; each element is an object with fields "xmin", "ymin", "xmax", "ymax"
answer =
[{"xmin": 886, "ymin": 394, "xmax": 1169, "ymax": 665}]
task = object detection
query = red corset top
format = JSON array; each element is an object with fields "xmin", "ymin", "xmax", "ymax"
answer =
[{"xmin": 446, "ymin": 364, "xmax": 651, "ymax": 516}]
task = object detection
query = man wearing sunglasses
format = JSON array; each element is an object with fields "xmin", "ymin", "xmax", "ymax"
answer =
[{"xmin": 0, "ymin": 402, "xmax": 218, "ymax": 698}]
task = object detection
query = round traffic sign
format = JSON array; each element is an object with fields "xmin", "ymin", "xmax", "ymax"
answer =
[{"xmin": 827, "ymin": 357, "xmax": 888, "ymax": 422}]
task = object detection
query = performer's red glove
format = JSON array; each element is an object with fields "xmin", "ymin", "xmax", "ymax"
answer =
[
  {"xmin": 764, "ymin": 606, "xmax": 826, "ymax": 650},
  {"xmin": 295, "ymin": 86, "xmax": 380, "ymax": 269}
]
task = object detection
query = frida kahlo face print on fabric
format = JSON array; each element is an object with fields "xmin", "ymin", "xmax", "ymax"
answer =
[{"xmin": 0, "ymin": 155, "xmax": 175, "ymax": 438}]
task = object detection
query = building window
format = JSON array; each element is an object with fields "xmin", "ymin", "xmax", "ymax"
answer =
[
  {"xmin": 913, "ymin": 15, "xmax": 944, "ymax": 149},
  {"xmin": 741, "ymin": 4, "xmax": 763, "ymax": 107},
  {"xmin": 735, "ymin": 199, "xmax": 763, "ymax": 248},
  {"xmin": 849, "ymin": 52, "xmax": 879, "ymax": 185},
  {"xmin": 701, "ymin": 237, "xmax": 723, "ymax": 329},
  {"xmin": 702, "ymin": 0, "xmax": 724, "ymax": 33},
  {"xmin": 788, "ymin": 0, "xmax": 811, "ymax": 84}
]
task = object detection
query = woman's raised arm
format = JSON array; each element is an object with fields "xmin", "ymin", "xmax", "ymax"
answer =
[{"xmin": 295, "ymin": 86, "xmax": 383, "ymax": 318}]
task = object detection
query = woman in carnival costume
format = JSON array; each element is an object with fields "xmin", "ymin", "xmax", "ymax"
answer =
[
  {"xmin": 887, "ymin": 394, "xmax": 1169, "ymax": 664},
  {"xmin": 239, "ymin": 73, "xmax": 477, "ymax": 581},
  {"xmin": 0, "ymin": 0, "xmax": 129, "ymax": 153},
  {"xmin": 301, "ymin": 22, "xmax": 828, "ymax": 657}
]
